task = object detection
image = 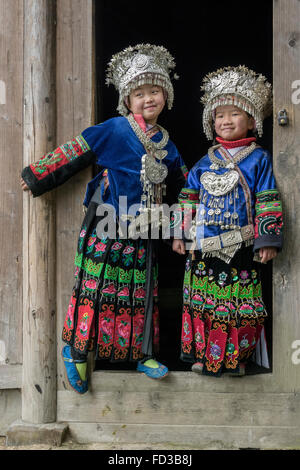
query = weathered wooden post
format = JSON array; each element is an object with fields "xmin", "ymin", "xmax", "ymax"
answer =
[
  {"xmin": 7, "ymin": 0, "xmax": 67, "ymax": 445},
  {"xmin": 21, "ymin": 0, "xmax": 57, "ymax": 425}
]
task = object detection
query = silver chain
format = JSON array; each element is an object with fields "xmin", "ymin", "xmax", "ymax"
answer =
[{"xmin": 127, "ymin": 113, "xmax": 169, "ymax": 157}]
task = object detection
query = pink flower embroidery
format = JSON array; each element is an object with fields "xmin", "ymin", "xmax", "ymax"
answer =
[
  {"xmin": 123, "ymin": 246, "xmax": 135, "ymax": 255},
  {"xmin": 101, "ymin": 317, "xmax": 114, "ymax": 337},
  {"xmin": 80, "ymin": 229, "xmax": 86, "ymax": 238},
  {"xmin": 117, "ymin": 287, "xmax": 130, "ymax": 298},
  {"xmin": 79, "ymin": 322, "xmax": 88, "ymax": 336},
  {"xmin": 95, "ymin": 242, "xmax": 107, "ymax": 252},
  {"xmin": 240, "ymin": 270, "xmax": 249, "ymax": 280},
  {"xmin": 118, "ymin": 321, "xmax": 130, "ymax": 340},
  {"xmin": 134, "ymin": 287, "xmax": 146, "ymax": 299},
  {"xmin": 85, "ymin": 279, "xmax": 97, "ymax": 290},
  {"xmin": 111, "ymin": 242, "xmax": 123, "ymax": 251}
]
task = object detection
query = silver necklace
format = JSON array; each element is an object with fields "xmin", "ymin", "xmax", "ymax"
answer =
[
  {"xmin": 127, "ymin": 113, "xmax": 169, "ymax": 184},
  {"xmin": 208, "ymin": 142, "xmax": 257, "ymax": 170}
]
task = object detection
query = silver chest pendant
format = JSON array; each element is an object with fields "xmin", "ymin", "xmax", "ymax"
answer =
[
  {"xmin": 199, "ymin": 169, "xmax": 240, "ymax": 230},
  {"xmin": 142, "ymin": 151, "xmax": 168, "ymax": 184}
]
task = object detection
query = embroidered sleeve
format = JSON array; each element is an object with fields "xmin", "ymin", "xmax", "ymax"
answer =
[
  {"xmin": 254, "ymin": 189, "xmax": 283, "ymax": 251},
  {"xmin": 21, "ymin": 134, "xmax": 96, "ymax": 197}
]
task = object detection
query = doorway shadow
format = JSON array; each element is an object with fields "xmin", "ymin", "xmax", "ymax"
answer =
[{"xmin": 94, "ymin": 0, "xmax": 273, "ymax": 373}]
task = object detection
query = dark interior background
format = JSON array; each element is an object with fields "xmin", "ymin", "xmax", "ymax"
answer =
[{"xmin": 94, "ymin": 0, "xmax": 273, "ymax": 372}]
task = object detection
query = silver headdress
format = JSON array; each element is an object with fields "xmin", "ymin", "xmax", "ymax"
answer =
[
  {"xmin": 201, "ymin": 65, "xmax": 272, "ymax": 140},
  {"xmin": 106, "ymin": 43, "xmax": 177, "ymax": 116}
]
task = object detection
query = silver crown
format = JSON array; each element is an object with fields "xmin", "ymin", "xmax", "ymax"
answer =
[
  {"xmin": 106, "ymin": 44, "xmax": 177, "ymax": 116},
  {"xmin": 201, "ymin": 65, "xmax": 272, "ymax": 139}
]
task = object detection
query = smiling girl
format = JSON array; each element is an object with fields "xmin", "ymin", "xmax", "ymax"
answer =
[
  {"xmin": 20, "ymin": 44, "xmax": 187, "ymax": 393},
  {"xmin": 173, "ymin": 66, "xmax": 283, "ymax": 377}
]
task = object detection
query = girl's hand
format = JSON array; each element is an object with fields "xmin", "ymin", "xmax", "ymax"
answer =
[
  {"xmin": 259, "ymin": 246, "xmax": 277, "ymax": 263},
  {"xmin": 20, "ymin": 177, "xmax": 29, "ymax": 190},
  {"xmin": 172, "ymin": 239, "xmax": 186, "ymax": 255},
  {"xmin": 20, "ymin": 177, "xmax": 32, "ymax": 194}
]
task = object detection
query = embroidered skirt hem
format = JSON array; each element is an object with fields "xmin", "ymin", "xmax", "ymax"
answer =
[{"xmin": 180, "ymin": 246, "xmax": 269, "ymax": 377}]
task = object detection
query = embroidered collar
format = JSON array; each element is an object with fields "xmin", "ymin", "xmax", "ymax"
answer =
[
  {"xmin": 216, "ymin": 137, "xmax": 256, "ymax": 149},
  {"xmin": 208, "ymin": 142, "xmax": 257, "ymax": 170}
]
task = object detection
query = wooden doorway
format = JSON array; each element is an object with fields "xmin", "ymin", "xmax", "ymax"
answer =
[{"xmin": 93, "ymin": 0, "xmax": 274, "ymax": 372}]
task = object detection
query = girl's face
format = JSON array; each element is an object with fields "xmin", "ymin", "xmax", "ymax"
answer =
[
  {"xmin": 214, "ymin": 105, "xmax": 254, "ymax": 141},
  {"xmin": 127, "ymin": 84, "xmax": 166, "ymax": 125}
]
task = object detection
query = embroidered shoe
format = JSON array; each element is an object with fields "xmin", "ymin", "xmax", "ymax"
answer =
[
  {"xmin": 137, "ymin": 360, "xmax": 168, "ymax": 379},
  {"xmin": 61, "ymin": 345, "xmax": 88, "ymax": 394},
  {"xmin": 191, "ymin": 362, "xmax": 203, "ymax": 374}
]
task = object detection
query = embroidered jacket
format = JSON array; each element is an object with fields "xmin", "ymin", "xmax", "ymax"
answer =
[
  {"xmin": 178, "ymin": 143, "xmax": 283, "ymax": 257},
  {"xmin": 21, "ymin": 115, "xmax": 188, "ymax": 216}
]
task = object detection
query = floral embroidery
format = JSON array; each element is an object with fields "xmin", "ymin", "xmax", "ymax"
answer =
[
  {"xmin": 133, "ymin": 315, "xmax": 144, "ymax": 347},
  {"xmin": 255, "ymin": 189, "xmax": 283, "ymax": 239},
  {"xmin": 101, "ymin": 316, "xmax": 114, "ymax": 344},
  {"xmin": 209, "ymin": 341, "xmax": 222, "ymax": 360},
  {"xmin": 102, "ymin": 283, "xmax": 117, "ymax": 297},
  {"xmin": 191, "ymin": 293, "xmax": 204, "ymax": 306},
  {"xmin": 117, "ymin": 320, "xmax": 130, "ymax": 347},
  {"xmin": 79, "ymin": 313, "xmax": 90, "ymax": 337},
  {"xmin": 181, "ymin": 249, "xmax": 269, "ymax": 375},
  {"xmin": 239, "ymin": 334, "xmax": 249, "ymax": 350},
  {"xmin": 111, "ymin": 241, "xmax": 123, "ymax": 251},
  {"xmin": 231, "ymin": 267, "xmax": 238, "ymax": 281},
  {"xmin": 123, "ymin": 246, "xmax": 135, "ymax": 255},
  {"xmin": 226, "ymin": 338, "xmax": 237, "ymax": 357},
  {"xmin": 195, "ymin": 331, "xmax": 204, "ymax": 345},
  {"xmin": 134, "ymin": 287, "xmax": 146, "ymax": 300},
  {"xmin": 240, "ymin": 270, "xmax": 249, "ymax": 280},
  {"xmin": 94, "ymin": 240, "xmax": 107, "ymax": 258},
  {"xmin": 215, "ymin": 304, "xmax": 230, "ymax": 317},
  {"xmin": 83, "ymin": 278, "xmax": 97, "ymax": 293},
  {"xmin": 137, "ymin": 247, "xmax": 146, "ymax": 264},
  {"xmin": 218, "ymin": 271, "xmax": 227, "ymax": 285},
  {"xmin": 117, "ymin": 286, "xmax": 130, "ymax": 300},
  {"xmin": 30, "ymin": 135, "xmax": 90, "ymax": 180},
  {"xmin": 195, "ymin": 261, "xmax": 206, "ymax": 276},
  {"xmin": 122, "ymin": 245, "xmax": 135, "ymax": 266}
]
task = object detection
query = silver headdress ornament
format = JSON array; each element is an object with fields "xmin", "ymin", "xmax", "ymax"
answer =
[
  {"xmin": 201, "ymin": 65, "xmax": 272, "ymax": 140},
  {"xmin": 106, "ymin": 43, "xmax": 178, "ymax": 116}
]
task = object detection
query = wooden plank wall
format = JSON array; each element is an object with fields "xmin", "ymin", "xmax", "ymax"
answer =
[
  {"xmin": 272, "ymin": 0, "xmax": 300, "ymax": 392},
  {"xmin": 55, "ymin": 0, "xmax": 95, "ymax": 391},
  {"xmin": 0, "ymin": 0, "xmax": 23, "ymax": 380}
]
